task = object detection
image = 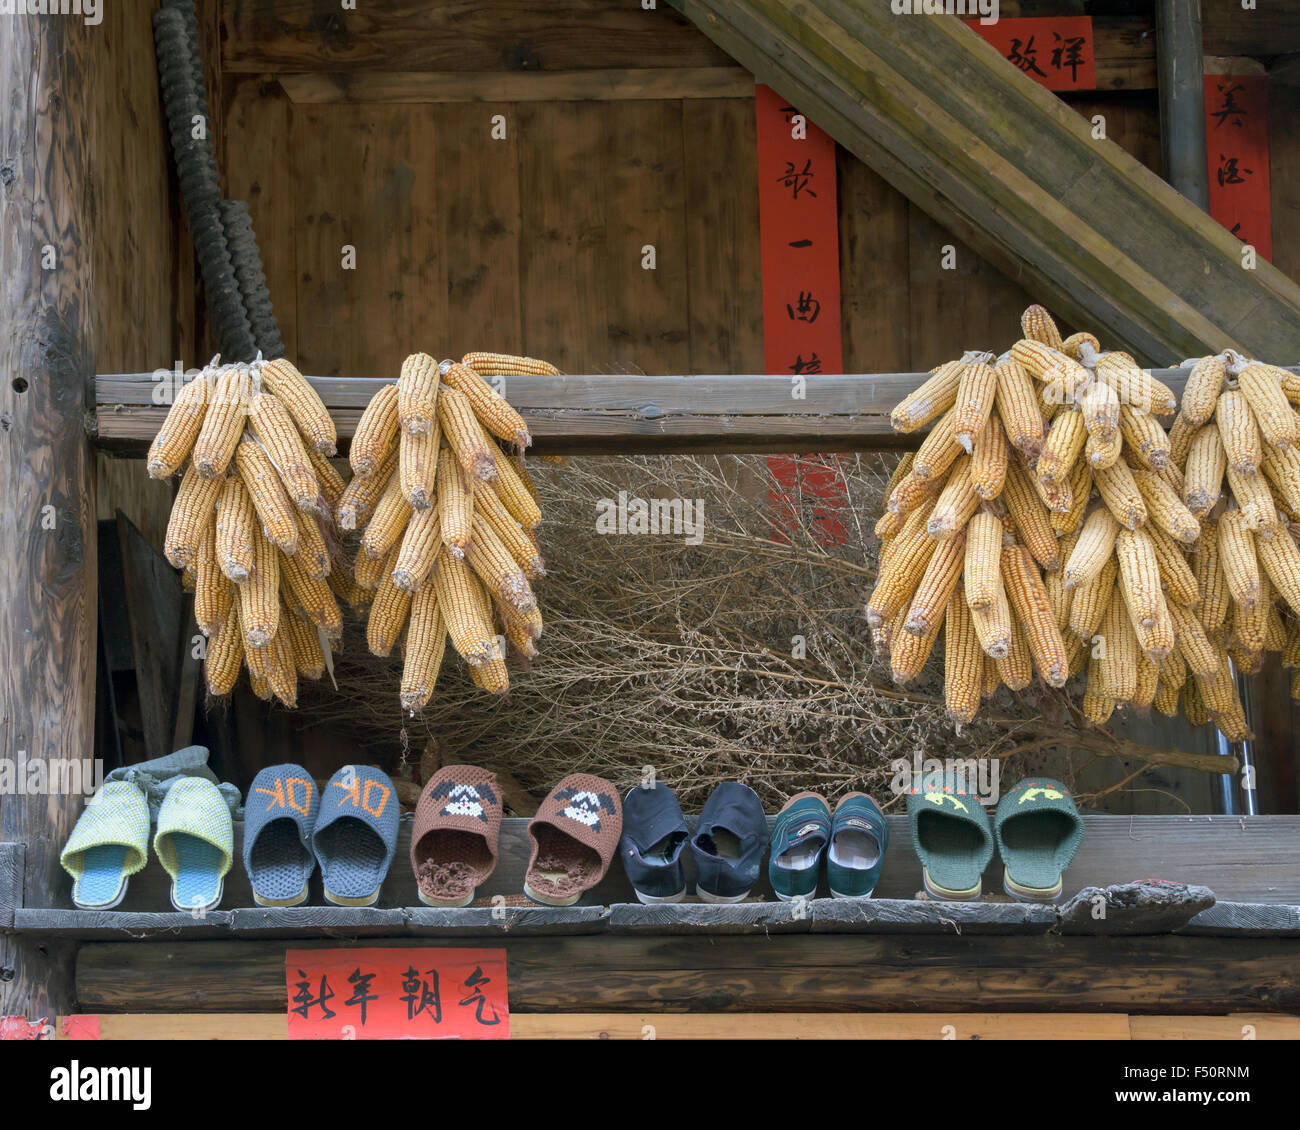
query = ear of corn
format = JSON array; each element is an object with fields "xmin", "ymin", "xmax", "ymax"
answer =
[
  {"xmin": 926, "ymin": 456, "xmax": 980, "ymax": 540},
  {"xmin": 891, "ymin": 360, "xmax": 967, "ymax": 433},
  {"xmin": 392, "ymin": 503, "xmax": 442, "ymax": 594},
  {"xmin": 1216, "ymin": 389, "xmax": 1263, "ymax": 475},
  {"xmin": 944, "ymin": 590, "xmax": 982, "ymax": 724},
  {"xmin": 164, "ymin": 463, "xmax": 222, "ymax": 569},
  {"xmin": 1002, "ymin": 542, "xmax": 1069, "ymax": 687},
  {"xmin": 1021, "ymin": 305, "xmax": 1064, "ymax": 351},
  {"xmin": 204, "ymin": 603, "xmax": 244, "ymax": 696},
  {"xmin": 434, "ymin": 549, "xmax": 499, "ymax": 666},
  {"xmin": 437, "ymin": 451, "xmax": 474, "ymax": 556},
  {"xmin": 1225, "ymin": 464, "xmax": 1280, "ymax": 535},
  {"xmin": 148, "ymin": 374, "xmax": 208, "ymax": 479},
  {"xmin": 240, "ymin": 532, "xmax": 280, "ymax": 649},
  {"xmin": 1099, "ymin": 588, "xmax": 1139, "ymax": 701},
  {"xmin": 487, "ymin": 435, "xmax": 543, "ymax": 529},
  {"xmin": 280, "ymin": 547, "xmax": 343, "ymax": 640},
  {"xmin": 1169, "ymin": 600, "xmax": 1219, "ymax": 680},
  {"xmin": 963, "ymin": 511, "xmax": 1004, "ymax": 610},
  {"xmin": 970, "ymin": 413, "xmax": 1009, "ymax": 500},
  {"xmin": 970, "ymin": 585, "xmax": 1013, "ymax": 660},
  {"xmin": 215, "ymin": 475, "xmax": 256, "ymax": 583},
  {"xmin": 440, "ymin": 387, "xmax": 497, "ymax": 480},
  {"xmin": 192, "ymin": 365, "xmax": 249, "ymax": 479},
  {"xmin": 194, "ymin": 521, "xmax": 233, "ymax": 637},
  {"xmin": 283, "ymin": 609, "xmax": 326, "ymax": 680},
  {"xmin": 401, "ymin": 581, "xmax": 449, "ymax": 711},
  {"xmin": 996, "ymin": 611, "xmax": 1034, "ymax": 691},
  {"xmin": 461, "ymin": 351, "xmax": 559, "ymax": 378},
  {"xmin": 366, "ymin": 548, "xmax": 412, "ymax": 658},
  {"xmin": 247, "ymin": 390, "xmax": 321, "ymax": 512},
  {"xmin": 1037, "ymin": 408, "xmax": 1087, "ymax": 485},
  {"xmin": 1001, "ymin": 460, "xmax": 1059, "ymax": 571},
  {"xmin": 307, "ymin": 447, "xmax": 347, "ymax": 515},
  {"xmin": 1120, "ymin": 404, "xmax": 1171, "ymax": 471},
  {"xmin": 354, "ymin": 542, "xmax": 389, "ymax": 590},
  {"xmin": 399, "ymin": 420, "xmax": 441, "ymax": 510},
  {"xmin": 361, "ymin": 474, "xmax": 413, "ymax": 561},
  {"xmin": 440, "ymin": 360, "xmax": 532, "ymax": 448},
  {"xmin": 952, "ymin": 362, "xmax": 996, "ymax": 452},
  {"xmin": 1256, "ymin": 526, "xmax": 1300, "ymax": 612},
  {"xmin": 1183, "ymin": 425, "xmax": 1226, "ymax": 516},
  {"xmin": 1181, "ymin": 356, "xmax": 1226, "ymax": 427},
  {"xmin": 1133, "ymin": 651, "xmax": 1159, "ymax": 709},
  {"xmin": 260, "ymin": 357, "xmax": 337, "ymax": 456},
  {"xmin": 1051, "ymin": 460, "xmax": 1091, "ymax": 535},
  {"xmin": 1167, "ymin": 412, "xmax": 1198, "ymax": 468},
  {"xmin": 1145, "ymin": 521, "xmax": 1200, "ymax": 608},
  {"xmin": 1115, "ymin": 528, "xmax": 1166, "ymax": 630},
  {"xmin": 1080, "ymin": 379, "xmax": 1120, "ymax": 443},
  {"xmin": 1193, "ymin": 520, "xmax": 1230, "ymax": 632},
  {"xmin": 1095, "ymin": 352, "xmax": 1176, "ymax": 416},
  {"xmin": 350, "ymin": 383, "xmax": 400, "ymax": 477},
  {"xmin": 865, "ymin": 526, "xmax": 936, "ymax": 629},
  {"xmin": 891, "ymin": 609, "xmax": 943, "ymax": 685},
  {"xmin": 263, "ymin": 611, "xmax": 299, "ymax": 708},
  {"xmin": 1237, "ymin": 362, "xmax": 1300, "ymax": 451},
  {"xmin": 913, "ymin": 409, "xmax": 962, "ymax": 482},
  {"xmin": 337, "ymin": 447, "xmax": 398, "ymax": 532},
  {"xmin": 904, "ymin": 530, "xmax": 966, "ymax": 637},
  {"xmin": 1095, "ymin": 460, "xmax": 1148, "ymax": 531},
  {"xmin": 1132, "ymin": 468, "xmax": 1199, "ymax": 544},
  {"xmin": 1070, "ymin": 553, "xmax": 1117, "ymax": 641},
  {"xmin": 1085, "ymin": 432, "xmax": 1122, "ymax": 470},
  {"xmin": 234, "ymin": 439, "xmax": 300, "ymax": 553},
  {"xmin": 994, "ymin": 357, "xmax": 1045, "ymax": 457},
  {"xmin": 467, "ymin": 511, "xmax": 537, "ymax": 613},
  {"xmin": 397, "ymin": 352, "xmax": 441, "ymax": 435}
]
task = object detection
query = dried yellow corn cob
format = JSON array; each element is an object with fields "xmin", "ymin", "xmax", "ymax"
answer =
[
  {"xmin": 1133, "ymin": 651, "xmax": 1159, "ymax": 709},
  {"xmin": 1001, "ymin": 460, "xmax": 1059, "ymax": 571},
  {"xmin": 1051, "ymin": 460, "xmax": 1091, "ymax": 535},
  {"xmin": 1003, "ymin": 542, "xmax": 1069, "ymax": 686},
  {"xmin": 883, "ymin": 452, "xmax": 916, "ymax": 500},
  {"xmin": 1085, "ymin": 432, "xmax": 1122, "ymax": 471},
  {"xmin": 1158, "ymin": 646, "xmax": 1188, "ymax": 691},
  {"xmin": 280, "ymin": 548, "xmax": 343, "ymax": 640},
  {"xmin": 282, "ymin": 609, "xmax": 326, "ymax": 681},
  {"xmin": 866, "ymin": 527, "xmax": 936, "ymax": 629},
  {"xmin": 890, "ymin": 360, "xmax": 967, "ymax": 433},
  {"xmin": 1132, "ymin": 468, "xmax": 1199, "ymax": 544},
  {"xmin": 1095, "ymin": 460, "xmax": 1148, "ymax": 531},
  {"xmin": 1082, "ymin": 684, "xmax": 1114, "ymax": 726},
  {"xmin": 351, "ymin": 383, "xmax": 400, "ymax": 478},
  {"xmin": 926, "ymin": 456, "xmax": 979, "ymax": 540},
  {"xmin": 903, "ymin": 529, "xmax": 966, "ymax": 637},
  {"xmin": 1216, "ymin": 389, "xmax": 1262, "ymax": 475},
  {"xmin": 307, "ymin": 447, "xmax": 347, "ymax": 515},
  {"xmin": 366, "ymin": 550, "xmax": 411, "ymax": 658},
  {"xmin": 192, "ymin": 365, "xmax": 249, "ymax": 478},
  {"xmin": 481, "ymin": 444, "xmax": 542, "ymax": 533},
  {"xmin": 215, "ymin": 475, "xmax": 256, "ymax": 584},
  {"xmin": 1115, "ymin": 528, "xmax": 1166, "ymax": 629},
  {"xmin": 1211, "ymin": 689, "xmax": 1253, "ymax": 742},
  {"xmin": 1080, "ymin": 378, "xmax": 1120, "ymax": 443},
  {"xmin": 981, "ymin": 652, "xmax": 1001, "ymax": 697},
  {"xmin": 1119, "ymin": 404, "xmax": 1171, "ymax": 471},
  {"xmin": 234, "ymin": 439, "xmax": 300, "ymax": 553},
  {"xmin": 399, "ymin": 420, "xmax": 441, "ymax": 510},
  {"xmin": 994, "ymin": 357, "xmax": 1045, "ymax": 457},
  {"xmin": 1020, "ymin": 305, "xmax": 1063, "ymax": 351},
  {"xmin": 461, "ymin": 351, "xmax": 559, "ymax": 378},
  {"xmin": 1062, "ymin": 332, "xmax": 1100, "ymax": 362},
  {"xmin": 148, "ymin": 373, "xmax": 208, "ymax": 478},
  {"xmin": 890, "ymin": 610, "xmax": 942, "ymax": 685},
  {"xmin": 337, "ymin": 447, "xmax": 397, "ymax": 532},
  {"xmin": 952, "ymin": 362, "xmax": 997, "ymax": 452},
  {"xmin": 1260, "ymin": 444, "xmax": 1300, "ymax": 516},
  {"xmin": 1145, "ymin": 521, "xmax": 1199, "ymax": 608},
  {"xmin": 1070, "ymin": 553, "xmax": 1117, "ymax": 641},
  {"xmin": 392, "ymin": 504, "xmax": 442, "ymax": 594},
  {"xmin": 944, "ymin": 589, "xmax": 982, "ymax": 724},
  {"xmin": 1183, "ymin": 425, "xmax": 1226, "ymax": 516},
  {"xmin": 294, "ymin": 510, "xmax": 330, "ymax": 581},
  {"xmin": 1037, "ymin": 408, "xmax": 1087, "ymax": 485},
  {"xmin": 1181, "ymin": 355, "xmax": 1226, "ymax": 428},
  {"xmin": 1133, "ymin": 594, "xmax": 1175, "ymax": 663},
  {"xmin": 354, "ymin": 543, "xmax": 389, "ymax": 590},
  {"xmin": 439, "ymin": 386, "xmax": 496, "ymax": 481},
  {"xmin": 887, "ymin": 471, "xmax": 937, "ymax": 516},
  {"xmin": 1062, "ymin": 509, "xmax": 1121, "ymax": 596},
  {"xmin": 1167, "ymin": 412, "xmax": 1198, "ymax": 469},
  {"xmin": 1283, "ymin": 618, "xmax": 1300, "ymax": 667},
  {"xmin": 434, "ymin": 549, "xmax": 499, "ymax": 665},
  {"xmin": 437, "ymin": 451, "xmax": 474, "ymax": 556},
  {"xmin": 1196, "ymin": 649, "xmax": 1243, "ymax": 714},
  {"xmin": 259, "ymin": 357, "xmax": 336, "ymax": 456},
  {"xmin": 398, "ymin": 352, "xmax": 440, "ymax": 435},
  {"xmin": 1182, "ymin": 677, "xmax": 1210, "ymax": 727},
  {"xmin": 264, "ymin": 616, "xmax": 298, "ymax": 708},
  {"xmin": 361, "ymin": 475, "xmax": 412, "ymax": 561},
  {"xmin": 329, "ymin": 564, "xmax": 373, "ymax": 610},
  {"xmin": 467, "ymin": 512, "xmax": 536, "ymax": 612},
  {"xmin": 1237, "ymin": 360, "xmax": 1300, "ymax": 451},
  {"xmin": 1225, "ymin": 464, "xmax": 1280, "ymax": 535},
  {"xmin": 1168, "ymin": 600, "xmax": 1218, "ymax": 680},
  {"xmin": 970, "ymin": 413, "xmax": 1009, "ymax": 500},
  {"xmin": 912, "ymin": 409, "xmax": 961, "ymax": 482},
  {"xmin": 996, "ymin": 611, "xmax": 1033, "ymax": 691},
  {"xmin": 204, "ymin": 603, "xmax": 244, "ymax": 697},
  {"xmin": 1265, "ymin": 598, "xmax": 1288, "ymax": 651},
  {"xmin": 970, "ymin": 584, "xmax": 1013, "ymax": 660},
  {"xmin": 247, "ymin": 391, "xmax": 320, "ymax": 513},
  {"xmin": 440, "ymin": 359, "xmax": 531, "ymax": 448},
  {"xmin": 1095, "ymin": 352, "xmax": 1176, "ymax": 415},
  {"xmin": 1030, "ymin": 466, "xmax": 1073, "ymax": 516},
  {"xmin": 240, "ymin": 532, "xmax": 280, "ymax": 649},
  {"xmin": 194, "ymin": 522, "xmax": 233, "ymax": 637},
  {"xmin": 164, "ymin": 463, "xmax": 222, "ymax": 569},
  {"xmin": 1010, "ymin": 339, "xmax": 1090, "ymax": 402},
  {"xmin": 1226, "ymin": 640, "xmax": 1263, "ymax": 675},
  {"xmin": 1098, "ymin": 589, "xmax": 1138, "ymax": 702},
  {"xmin": 247, "ymin": 672, "xmax": 272, "ymax": 702},
  {"xmin": 963, "ymin": 510, "xmax": 1004, "ymax": 610},
  {"xmin": 1256, "ymin": 526, "xmax": 1300, "ymax": 612},
  {"xmin": 402, "ymin": 581, "xmax": 448, "ymax": 711}
]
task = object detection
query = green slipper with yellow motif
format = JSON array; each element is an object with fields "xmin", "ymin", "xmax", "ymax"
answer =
[
  {"xmin": 905, "ymin": 772, "xmax": 993, "ymax": 901},
  {"xmin": 994, "ymin": 777, "xmax": 1084, "ymax": 902}
]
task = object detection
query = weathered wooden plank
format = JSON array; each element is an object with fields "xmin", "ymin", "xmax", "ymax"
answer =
[
  {"xmin": 0, "ymin": 843, "xmax": 24, "ymax": 929},
  {"xmin": 404, "ymin": 906, "xmax": 610, "ymax": 936},
  {"xmin": 1181, "ymin": 902, "xmax": 1300, "ymax": 938},
  {"xmin": 75, "ymin": 933, "xmax": 1300, "ymax": 1013},
  {"xmin": 12, "ymin": 910, "xmax": 234, "ymax": 941},
  {"xmin": 1129, "ymin": 1013, "xmax": 1300, "ymax": 1039},
  {"xmin": 229, "ymin": 907, "xmax": 408, "ymax": 937},
  {"xmin": 810, "ymin": 897, "xmax": 1056, "ymax": 935},
  {"xmin": 60, "ymin": 1010, "xmax": 1141, "ymax": 1040},
  {"xmin": 668, "ymin": 0, "xmax": 1300, "ymax": 363},
  {"xmin": 1056, "ymin": 881, "xmax": 1217, "ymax": 936},
  {"xmin": 95, "ymin": 367, "xmax": 1249, "ymax": 455},
  {"xmin": 609, "ymin": 901, "xmax": 810, "ymax": 934},
  {"xmin": 221, "ymin": 1, "xmax": 734, "ymax": 73},
  {"xmin": 278, "ymin": 68, "xmax": 754, "ymax": 104}
]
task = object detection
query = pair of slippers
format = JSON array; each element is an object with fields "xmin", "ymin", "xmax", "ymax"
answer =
[
  {"xmin": 906, "ymin": 775, "xmax": 1085, "ymax": 902},
  {"xmin": 60, "ymin": 778, "xmax": 233, "ymax": 912},
  {"xmin": 244, "ymin": 764, "xmax": 398, "ymax": 906},
  {"xmin": 769, "ymin": 792, "xmax": 889, "ymax": 901},
  {"xmin": 411, "ymin": 769, "xmax": 622, "ymax": 907}
]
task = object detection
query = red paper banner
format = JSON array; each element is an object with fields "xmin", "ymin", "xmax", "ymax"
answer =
[
  {"xmin": 286, "ymin": 947, "xmax": 509, "ymax": 1040},
  {"xmin": 755, "ymin": 83, "xmax": 846, "ymax": 545},
  {"xmin": 1204, "ymin": 75, "xmax": 1272, "ymax": 261},
  {"xmin": 967, "ymin": 16, "xmax": 1097, "ymax": 92}
]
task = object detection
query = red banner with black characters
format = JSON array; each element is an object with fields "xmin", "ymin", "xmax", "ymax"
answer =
[
  {"xmin": 755, "ymin": 83, "xmax": 847, "ymax": 546},
  {"xmin": 1204, "ymin": 75, "xmax": 1272, "ymax": 262},
  {"xmin": 966, "ymin": 16, "xmax": 1097, "ymax": 92}
]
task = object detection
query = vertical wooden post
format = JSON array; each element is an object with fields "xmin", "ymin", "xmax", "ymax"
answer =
[
  {"xmin": 0, "ymin": 14, "xmax": 99, "ymax": 1020},
  {"xmin": 1157, "ymin": 0, "xmax": 1210, "ymax": 210}
]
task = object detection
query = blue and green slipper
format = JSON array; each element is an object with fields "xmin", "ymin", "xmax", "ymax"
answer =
[
  {"xmin": 906, "ymin": 774, "xmax": 993, "ymax": 901},
  {"xmin": 994, "ymin": 777, "xmax": 1084, "ymax": 902},
  {"xmin": 768, "ymin": 792, "xmax": 830, "ymax": 901},
  {"xmin": 827, "ymin": 793, "xmax": 889, "ymax": 899}
]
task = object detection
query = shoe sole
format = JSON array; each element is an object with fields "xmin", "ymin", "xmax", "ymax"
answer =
[
  {"xmin": 252, "ymin": 886, "xmax": 309, "ymax": 908},
  {"xmin": 922, "ymin": 869, "xmax": 982, "ymax": 902},
  {"xmin": 523, "ymin": 881, "xmax": 582, "ymax": 907},
  {"xmin": 1002, "ymin": 866, "xmax": 1063, "ymax": 903},
  {"xmin": 418, "ymin": 889, "xmax": 475, "ymax": 908},
  {"xmin": 771, "ymin": 888, "xmax": 817, "ymax": 902},
  {"xmin": 634, "ymin": 888, "xmax": 687, "ymax": 905},
  {"xmin": 695, "ymin": 885, "xmax": 750, "ymax": 904},
  {"xmin": 829, "ymin": 887, "xmax": 877, "ymax": 900}
]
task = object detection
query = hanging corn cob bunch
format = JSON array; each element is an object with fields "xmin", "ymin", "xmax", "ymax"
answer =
[
  {"xmin": 153, "ymin": 353, "xmax": 343, "ymax": 707},
  {"xmin": 1164, "ymin": 348, "xmax": 1300, "ymax": 722},
  {"xmin": 865, "ymin": 304, "xmax": 1244, "ymax": 737},
  {"xmin": 348, "ymin": 351, "xmax": 555, "ymax": 712}
]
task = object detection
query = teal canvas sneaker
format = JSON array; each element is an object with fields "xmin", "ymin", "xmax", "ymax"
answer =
[
  {"xmin": 767, "ymin": 792, "xmax": 831, "ymax": 901},
  {"xmin": 827, "ymin": 793, "xmax": 889, "ymax": 899}
]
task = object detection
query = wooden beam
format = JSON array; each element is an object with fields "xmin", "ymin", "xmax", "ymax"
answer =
[
  {"xmin": 666, "ymin": 0, "xmax": 1300, "ymax": 364},
  {"xmin": 0, "ymin": 7, "xmax": 97, "ymax": 1023},
  {"xmin": 221, "ymin": 1, "xmax": 734, "ymax": 73},
  {"xmin": 92, "ymin": 367, "xmax": 1260, "ymax": 456},
  {"xmin": 75, "ymin": 934, "xmax": 1300, "ymax": 1013},
  {"xmin": 277, "ymin": 68, "xmax": 754, "ymax": 104},
  {"xmin": 60, "ymin": 1011, "xmax": 1160, "ymax": 1040}
]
